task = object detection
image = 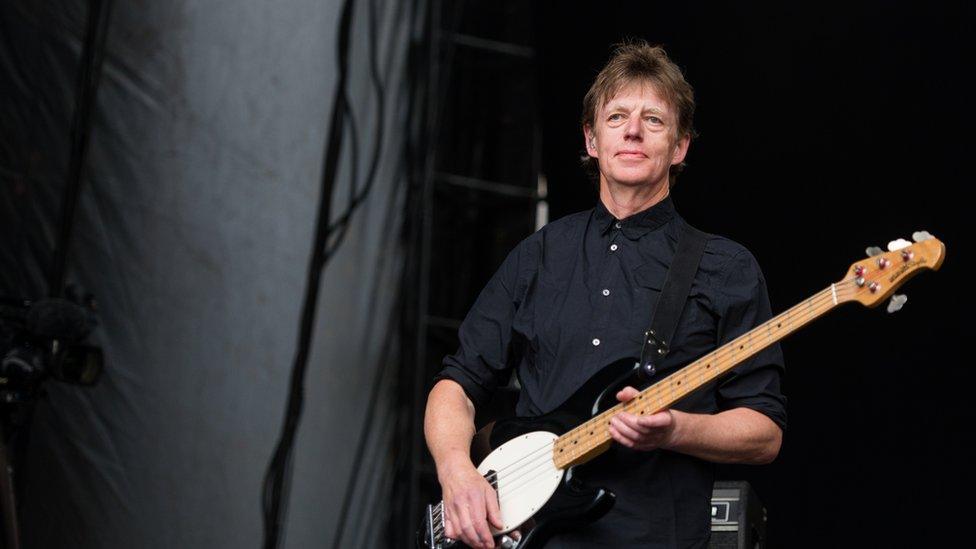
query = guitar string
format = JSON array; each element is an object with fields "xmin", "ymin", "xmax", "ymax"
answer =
[
  {"xmin": 430, "ymin": 278, "xmax": 860, "ymax": 537},
  {"xmin": 432, "ymin": 502, "xmax": 446, "ymax": 540},
  {"xmin": 494, "ymin": 453, "xmax": 565, "ymax": 504}
]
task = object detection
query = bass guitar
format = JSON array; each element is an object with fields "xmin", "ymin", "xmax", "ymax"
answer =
[{"xmin": 418, "ymin": 232, "xmax": 945, "ymax": 548}]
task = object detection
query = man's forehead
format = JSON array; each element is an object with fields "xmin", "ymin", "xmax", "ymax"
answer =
[{"xmin": 602, "ymin": 82, "xmax": 671, "ymax": 113}]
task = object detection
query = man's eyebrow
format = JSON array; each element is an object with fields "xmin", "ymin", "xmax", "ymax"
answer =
[{"xmin": 607, "ymin": 103, "xmax": 666, "ymax": 114}]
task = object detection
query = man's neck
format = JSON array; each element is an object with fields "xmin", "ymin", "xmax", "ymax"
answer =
[{"xmin": 599, "ymin": 178, "xmax": 670, "ymax": 220}]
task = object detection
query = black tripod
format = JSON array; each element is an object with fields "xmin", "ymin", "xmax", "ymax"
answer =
[{"xmin": 0, "ymin": 411, "xmax": 24, "ymax": 549}]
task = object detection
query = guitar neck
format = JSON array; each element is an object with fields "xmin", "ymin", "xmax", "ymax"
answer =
[{"xmin": 552, "ymin": 284, "xmax": 843, "ymax": 469}]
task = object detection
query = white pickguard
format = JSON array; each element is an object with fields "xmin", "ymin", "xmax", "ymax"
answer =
[{"xmin": 476, "ymin": 431, "xmax": 564, "ymax": 534}]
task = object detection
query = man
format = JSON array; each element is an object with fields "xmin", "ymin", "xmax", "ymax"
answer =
[{"xmin": 424, "ymin": 40, "xmax": 786, "ymax": 548}]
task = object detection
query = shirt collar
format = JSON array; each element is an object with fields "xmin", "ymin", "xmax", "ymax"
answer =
[{"xmin": 595, "ymin": 194, "xmax": 676, "ymax": 240}]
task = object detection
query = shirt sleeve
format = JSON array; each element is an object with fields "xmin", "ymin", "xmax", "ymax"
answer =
[
  {"xmin": 431, "ymin": 240, "xmax": 529, "ymax": 410},
  {"xmin": 714, "ymin": 249, "xmax": 788, "ymax": 430}
]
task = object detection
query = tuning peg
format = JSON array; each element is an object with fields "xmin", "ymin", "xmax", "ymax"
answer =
[
  {"xmin": 886, "ymin": 293, "xmax": 908, "ymax": 314},
  {"xmin": 866, "ymin": 246, "xmax": 883, "ymax": 257},
  {"xmin": 887, "ymin": 238, "xmax": 911, "ymax": 252},
  {"xmin": 913, "ymin": 231, "xmax": 933, "ymax": 242}
]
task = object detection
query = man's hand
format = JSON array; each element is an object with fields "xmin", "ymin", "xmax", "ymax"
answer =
[
  {"xmin": 608, "ymin": 386, "xmax": 677, "ymax": 451},
  {"xmin": 438, "ymin": 455, "xmax": 504, "ymax": 549}
]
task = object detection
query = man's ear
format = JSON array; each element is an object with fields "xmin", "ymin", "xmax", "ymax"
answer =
[
  {"xmin": 671, "ymin": 133, "xmax": 691, "ymax": 165},
  {"xmin": 584, "ymin": 125, "xmax": 598, "ymax": 158}
]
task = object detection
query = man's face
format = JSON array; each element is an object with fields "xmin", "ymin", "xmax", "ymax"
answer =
[{"xmin": 584, "ymin": 80, "xmax": 689, "ymax": 189}]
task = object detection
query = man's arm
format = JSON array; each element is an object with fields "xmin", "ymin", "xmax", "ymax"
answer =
[
  {"xmin": 423, "ymin": 236, "xmax": 535, "ymax": 548},
  {"xmin": 424, "ymin": 379, "xmax": 504, "ymax": 549},
  {"xmin": 610, "ymin": 386, "xmax": 782, "ymax": 464},
  {"xmin": 667, "ymin": 407, "xmax": 782, "ymax": 464}
]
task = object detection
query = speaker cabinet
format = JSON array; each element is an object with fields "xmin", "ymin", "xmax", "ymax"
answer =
[{"xmin": 709, "ymin": 481, "xmax": 766, "ymax": 549}]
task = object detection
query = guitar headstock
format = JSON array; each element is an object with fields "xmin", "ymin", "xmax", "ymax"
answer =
[{"xmin": 836, "ymin": 231, "xmax": 946, "ymax": 309}]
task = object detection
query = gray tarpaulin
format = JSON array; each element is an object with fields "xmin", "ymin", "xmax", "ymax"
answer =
[{"xmin": 1, "ymin": 0, "xmax": 415, "ymax": 547}]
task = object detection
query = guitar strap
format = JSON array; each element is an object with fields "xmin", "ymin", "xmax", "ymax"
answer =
[{"xmin": 638, "ymin": 217, "xmax": 709, "ymax": 375}]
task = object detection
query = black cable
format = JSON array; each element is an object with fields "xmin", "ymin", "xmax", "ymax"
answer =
[
  {"xmin": 260, "ymin": 0, "xmax": 357, "ymax": 546},
  {"xmin": 323, "ymin": 0, "xmax": 388, "ymax": 261},
  {"xmin": 48, "ymin": 0, "xmax": 113, "ymax": 298},
  {"xmin": 327, "ymin": 0, "xmax": 394, "ymax": 541},
  {"xmin": 323, "ymin": 92, "xmax": 360, "ymax": 260}
]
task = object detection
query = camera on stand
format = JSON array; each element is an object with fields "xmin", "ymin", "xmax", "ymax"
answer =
[
  {"xmin": 0, "ymin": 292, "xmax": 104, "ymax": 549},
  {"xmin": 0, "ymin": 296, "xmax": 103, "ymax": 397}
]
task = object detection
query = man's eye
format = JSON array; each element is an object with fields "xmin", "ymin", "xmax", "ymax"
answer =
[
  {"xmin": 646, "ymin": 116, "xmax": 662, "ymax": 124},
  {"xmin": 609, "ymin": 114, "xmax": 623, "ymax": 121}
]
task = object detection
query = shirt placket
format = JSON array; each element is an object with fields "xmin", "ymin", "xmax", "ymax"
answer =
[{"xmin": 589, "ymin": 221, "xmax": 623, "ymax": 356}]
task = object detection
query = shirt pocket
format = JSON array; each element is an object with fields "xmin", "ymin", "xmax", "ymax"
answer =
[{"xmin": 629, "ymin": 260, "xmax": 668, "ymax": 340}]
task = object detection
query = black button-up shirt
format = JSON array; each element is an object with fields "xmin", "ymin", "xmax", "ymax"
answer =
[{"xmin": 435, "ymin": 195, "xmax": 786, "ymax": 547}]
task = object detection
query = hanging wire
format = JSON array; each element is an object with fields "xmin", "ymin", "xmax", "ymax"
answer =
[
  {"xmin": 260, "ymin": 0, "xmax": 357, "ymax": 546},
  {"xmin": 48, "ymin": 0, "xmax": 114, "ymax": 298}
]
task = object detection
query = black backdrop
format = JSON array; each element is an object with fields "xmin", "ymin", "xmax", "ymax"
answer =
[{"xmin": 534, "ymin": 1, "xmax": 971, "ymax": 546}]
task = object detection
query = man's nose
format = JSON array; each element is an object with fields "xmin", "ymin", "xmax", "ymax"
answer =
[{"xmin": 625, "ymin": 114, "xmax": 643, "ymax": 139}]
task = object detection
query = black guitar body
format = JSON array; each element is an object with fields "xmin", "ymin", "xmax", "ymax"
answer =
[{"xmin": 419, "ymin": 356, "xmax": 652, "ymax": 549}]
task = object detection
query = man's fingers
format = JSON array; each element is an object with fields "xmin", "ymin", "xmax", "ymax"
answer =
[
  {"xmin": 612, "ymin": 415, "xmax": 649, "ymax": 438},
  {"xmin": 440, "ymin": 472, "xmax": 505, "ymax": 549},
  {"xmin": 457, "ymin": 508, "xmax": 490, "ymax": 549},
  {"xmin": 460, "ymin": 518, "xmax": 482, "ymax": 548},
  {"xmin": 616, "ymin": 386, "xmax": 640, "ymax": 402},
  {"xmin": 449, "ymin": 500, "xmax": 483, "ymax": 549},
  {"xmin": 635, "ymin": 410, "xmax": 672, "ymax": 428},
  {"xmin": 485, "ymin": 484, "xmax": 504, "ymax": 530},
  {"xmin": 473, "ymin": 512, "xmax": 495, "ymax": 549},
  {"xmin": 456, "ymin": 494, "xmax": 494, "ymax": 549},
  {"xmin": 608, "ymin": 421, "xmax": 636, "ymax": 447},
  {"xmin": 610, "ymin": 410, "xmax": 676, "ymax": 451},
  {"xmin": 443, "ymin": 512, "xmax": 453, "ymax": 539},
  {"xmin": 616, "ymin": 410, "xmax": 672, "ymax": 431}
]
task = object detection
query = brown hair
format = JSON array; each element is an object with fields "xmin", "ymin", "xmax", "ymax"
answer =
[{"xmin": 579, "ymin": 39, "xmax": 697, "ymax": 184}]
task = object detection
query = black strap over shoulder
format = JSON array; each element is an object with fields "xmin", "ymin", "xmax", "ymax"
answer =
[{"xmin": 638, "ymin": 218, "xmax": 709, "ymax": 374}]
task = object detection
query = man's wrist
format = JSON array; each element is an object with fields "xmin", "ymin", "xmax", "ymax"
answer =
[
  {"xmin": 662, "ymin": 409, "xmax": 693, "ymax": 451},
  {"xmin": 435, "ymin": 451, "xmax": 475, "ymax": 480}
]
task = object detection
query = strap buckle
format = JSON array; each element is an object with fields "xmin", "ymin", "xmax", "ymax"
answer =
[{"xmin": 638, "ymin": 329, "xmax": 669, "ymax": 379}]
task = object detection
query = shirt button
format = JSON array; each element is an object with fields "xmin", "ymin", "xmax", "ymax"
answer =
[
  {"xmin": 592, "ymin": 338, "xmax": 601, "ymax": 346},
  {"xmin": 615, "ymin": 222, "xmax": 622, "ymax": 229},
  {"xmin": 602, "ymin": 289, "xmax": 610, "ymax": 296},
  {"xmin": 610, "ymin": 244, "xmax": 618, "ymax": 251}
]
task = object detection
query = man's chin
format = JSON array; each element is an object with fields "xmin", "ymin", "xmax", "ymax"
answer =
[{"xmin": 607, "ymin": 175, "xmax": 659, "ymax": 188}]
